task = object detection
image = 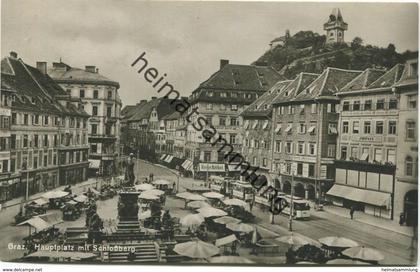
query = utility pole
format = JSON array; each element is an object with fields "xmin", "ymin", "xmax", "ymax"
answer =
[{"xmin": 289, "ymin": 171, "xmax": 294, "ymax": 231}]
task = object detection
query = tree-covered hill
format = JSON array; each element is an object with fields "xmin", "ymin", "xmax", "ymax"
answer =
[{"xmin": 254, "ymin": 31, "xmax": 417, "ymax": 79}]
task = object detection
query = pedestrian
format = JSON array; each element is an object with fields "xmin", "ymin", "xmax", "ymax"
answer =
[
  {"xmin": 350, "ymin": 205, "xmax": 355, "ymax": 220},
  {"xmin": 399, "ymin": 212, "xmax": 405, "ymax": 226}
]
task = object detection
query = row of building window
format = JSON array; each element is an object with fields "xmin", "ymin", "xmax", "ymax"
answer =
[
  {"xmin": 273, "ymin": 141, "xmax": 318, "ymax": 156},
  {"xmin": 11, "ymin": 113, "xmax": 87, "ymax": 128},
  {"xmin": 275, "ymin": 103, "xmax": 338, "ymax": 116},
  {"xmin": 342, "ymin": 98, "xmax": 398, "ymax": 111},
  {"xmin": 340, "ymin": 146, "xmax": 396, "ymax": 164},
  {"xmin": 9, "ymin": 133, "xmax": 87, "ymax": 150},
  {"xmin": 342, "ymin": 96, "xmax": 417, "ymax": 111},
  {"xmin": 69, "ymin": 89, "xmax": 113, "ymax": 100},
  {"xmin": 11, "ymin": 150, "xmax": 88, "ymax": 172},
  {"xmin": 205, "ymin": 103, "xmax": 239, "ymax": 111},
  {"xmin": 342, "ymin": 120, "xmax": 415, "ymax": 139},
  {"xmin": 206, "ymin": 91, "xmax": 255, "ymax": 100}
]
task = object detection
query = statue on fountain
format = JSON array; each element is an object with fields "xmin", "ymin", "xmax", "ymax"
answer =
[{"xmin": 124, "ymin": 153, "xmax": 136, "ymax": 187}]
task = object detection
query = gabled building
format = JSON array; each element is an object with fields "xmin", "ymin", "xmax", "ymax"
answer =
[
  {"xmin": 330, "ymin": 66, "xmax": 402, "ymax": 219},
  {"xmin": 393, "ymin": 59, "xmax": 418, "ymax": 226},
  {"xmin": 123, "ymin": 97, "xmax": 177, "ymax": 162},
  {"xmin": 185, "ymin": 59, "xmax": 284, "ymax": 179},
  {"xmin": 271, "ymin": 68, "xmax": 361, "ymax": 201},
  {"xmin": 240, "ymin": 79, "xmax": 292, "ymax": 182},
  {"xmin": 48, "ymin": 61, "xmax": 122, "ymax": 177},
  {"xmin": 0, "ymin": 52, "xmax": 90, "ymax": 202}
]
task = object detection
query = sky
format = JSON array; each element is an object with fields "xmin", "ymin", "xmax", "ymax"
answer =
[{"xmin": 1, "ymin": 0, "xmax": 418, "ymax": 106}]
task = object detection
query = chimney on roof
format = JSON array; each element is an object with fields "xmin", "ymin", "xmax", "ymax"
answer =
[
  {"xmin": 85, "ymin": 65, "xmax": 96, "ymax": 73},
  {"xmin": 151, "ymin": 96, "xmax": 157, "ymax": 100},
  {"xmin": 220, "ymin": 59, "xmax": 229, "ymax": 70},
  {"xmin": 9, "ymin": 51, "xmax": 18, "ymax": 59},
  {"xmin": 36, "ymin": 62, "xmax": 47, "ymax": 75}
]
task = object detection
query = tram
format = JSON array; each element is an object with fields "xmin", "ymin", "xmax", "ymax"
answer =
[{"xmin": 281, "ymin": 195, "xmax": 311, "ymax": 219}]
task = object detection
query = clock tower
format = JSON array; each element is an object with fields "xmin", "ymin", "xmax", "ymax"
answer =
[{"xmin": 324, "ymin": 8, "xmax": 348, "ymax": 44}]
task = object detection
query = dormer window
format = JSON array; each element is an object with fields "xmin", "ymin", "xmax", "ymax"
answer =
[
  {"xmin": 31, "ymin": 97, "xmax": 36, "ymax": 104},
  {"xmin": 207, "ymin": 91, "xmax": 214, "ymax": 97}
]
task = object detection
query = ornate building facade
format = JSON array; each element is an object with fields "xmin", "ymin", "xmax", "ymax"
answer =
[{"xmin": 48, "ymin": 62, "xmax": 122, "ymax": 176}]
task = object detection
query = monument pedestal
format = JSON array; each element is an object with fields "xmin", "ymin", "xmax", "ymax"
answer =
[{"xmin": 117, "ymin": 189, "xmax": 140, "ymax": 231}]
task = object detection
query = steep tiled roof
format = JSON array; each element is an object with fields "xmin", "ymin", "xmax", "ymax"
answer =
[
  {"xmin": 127, "ymin": 98, "xmax": 177, "ymax": 122},
  {"xmin": 272, "ymin": 72, "xmax": 319, "ymax": 105},
  {"xmin": 395, "ymin": 59, "xmax": 418, "ymax": 87},
  {"xmin": 368, "ymin": 64, "xmax": 405, "ymax": 89},
  {"xmin": 340, "ymin": 68, "xmax": 386, "ymax": 92},
  {"xmin": 121, "ymin": 105, "xmax": 139, "ymax": 118},
  {"xmin": 162, "ymin": 110, "xmax": 181, "ymax": 120},
  {"xmin": 241, "ymin": 80, "xmax": 292, "ymax": 117},
  {"xmin": 190, "ymin": 64, "xmax": 285, "ymax": 104},
  {"xmin": 1, "ymin": 56, "xmax": 88, "ymax": 117},
  {"xmin": 294, "ymin": 68, "xmax": 361, "ymax": 101},
  {"xmin": 48, "ymin": 63, "xmax": 119, "ymax": 88},
  {"xmin": 198, "ymin": 64, "xmax": 284, "ymax": 91}
]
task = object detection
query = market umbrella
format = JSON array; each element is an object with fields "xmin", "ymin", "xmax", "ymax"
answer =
[
  {"xmin": 342, "ymin": 246, "xmax": 384, "ymax": 262},
  {"xmin": 326, "ymin": 258, "xmax": 371, "ymax": 265},
  {"xmin": 208, "ymin": 256, "xmax": 255, "ymax": 264},
  {"xmin": 295, "ymin": 261, "xmax": 318, "ymax": 264},
  {"xmin": 223, "ymin": 198, "xmax": 249, "ymax": 208},
  {"xmin": 176, "ymin": 192, "xmax": 194, "ymax": 199},
  {"xmin": 139, "ymin": 210, "xmax": 164, "ymax": 220},
  {"xmin": 202, "ymin": 192, "xmax": 225, "ymax": 199},
  {"xmin": 145, "ymin": 189, "xmax": 165, "ymax": 196},
  {"xmin": 318, "ymin": 236, "xmax": 359, "ymax": 248},
  {"xmin": 226, "ymin": 222, "xmax": 254, "ymax": 233},
  {"xmin": 31, "ymin": 198, "xmax": 49, "ymax": 206},
  {"xmin": 135, "ymin": 183, "xmax": 155, "ymax": 191},
  {"xmin": 187, "ymin": 201, "xmax": 211, "ymax": 209},
  {"xmin": 276, "ymin": 233, "xmax": 315, "ymax": 246},
  {"xmin": 153, "ymin": 179, "xmax": 172, "ymax": 185},
  {"xmin": 139, "ymin": 192, "xmax": 160, "ymax": 200},
  {"xmin": 42, "ymin": 190, "xmax": 69, "ymax": 199},
  {"xmin": 198, "ymin": 207, "xmax": 227, "ymax": 218},
  {"xmin": 185, "ymin": 194, "xmax": 207, "ymax": 201},
  {"xmin": 173, "ymin": 239, "xmax": 219, "ymax": 259},
  {"xmin": 213, "ymin": 216, "xmax": 241, "ymax": 225},
  {"xmin": 73, "ymin": 195, "xmax": 88, "ymax": 203},
  {"xmin": 180, "ymin": 214, "xmax": 205, "ymax": 227},
  {"xmin": 139, "ymin": 210, "xmax": 152, "ymax": 220}
]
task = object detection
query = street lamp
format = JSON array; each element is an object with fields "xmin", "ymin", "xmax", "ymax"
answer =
[
  {"xmin": 20, "ymin": 158, "xmax": 29, "ymax": 216},
  {"xmin": 289, "ymin": 169, "xmax": 295, "ymax": 232}
]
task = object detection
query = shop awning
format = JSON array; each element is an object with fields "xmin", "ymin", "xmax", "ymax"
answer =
[
  {"xmin": 182, "ymin": 159, "xmax": 194, "ymax": 171},
  {"xmin": 285, "ymin": 124, "xmax": 292, "ymax": 133},
  {"xmin": 327, "ymin": 184, "xmax": 390, "ymax": 207},
  {"xmin": 244, "ymin": 120, "xmax": 250, "ymax": 129},
  {"xmin": 262, "ymin": 120, "xmax": 269, "ymax": 130},
  {"xmin": 199, "ymin": 163, "xmax": 226, "ymax": 172},
  {"xmin": 164, "ymin": 155, "xmax": 174, "ymax": 163},
  {"xmin": 360, "ymin": 153, "xmax": 369, "ymax": 161},
  {"xmin": 228, "ymin": 164, "xmax": 241, "ymax": 172},
  {"xmin": 88, "ymin": 159, "xmax": 100, "ymax": 169},
  {"xmin": 252, "ymin": 120, "xmax": 259, "ymax": 129},
  {"xmin": 308, "ymin": 126, "xmax": 316, "ymax": 133},
  {"xmin": 160, "ymin": 154, "xmax": 167, "ymax": 160},
  {"xmin": 275, "ymin": 124, "xmax": 282, "ymax": 134},
  {"xmin": 329, "ymin": 126, "xmax": 338, "ymax": 134}
]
